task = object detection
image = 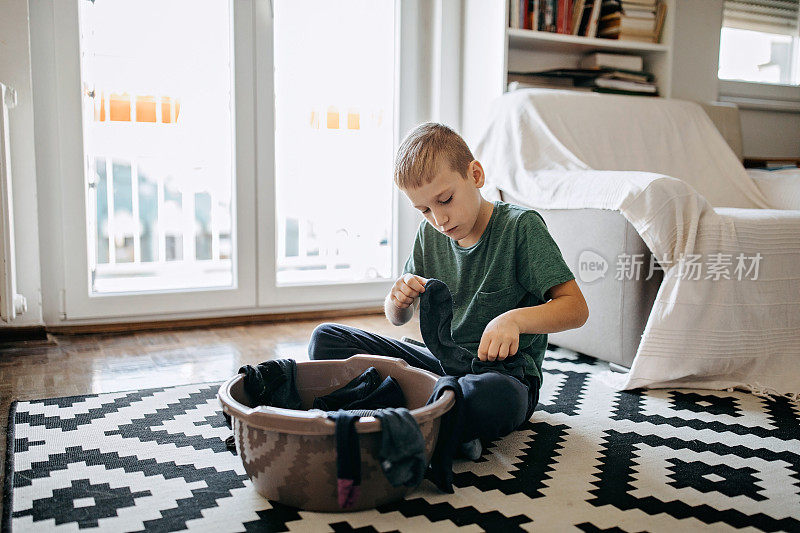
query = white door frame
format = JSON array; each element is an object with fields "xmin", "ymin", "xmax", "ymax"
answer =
[
  {"xmin": 35, "ymin": 0, "xmax": 450, "ymax": 323},
  {"xmin": 255, "ymin": 0, "xmax": 401, "ymax": 308},
  {"xmin": 53, "ymin": 0, "xmax": 257, "ymax": 320}
]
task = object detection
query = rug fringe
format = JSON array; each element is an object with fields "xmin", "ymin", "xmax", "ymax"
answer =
[{"xmin": 729, "ymin": 383, "xmax": 800, "ymax": 406}]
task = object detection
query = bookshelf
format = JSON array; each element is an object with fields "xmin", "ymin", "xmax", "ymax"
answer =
[
  {"xmin": 462, "ymin": 0, "xmax": 676, "ymax": 146},
  {"xmin": 507, "ymin": 28, "xmax": 669, "ymax": 54}
]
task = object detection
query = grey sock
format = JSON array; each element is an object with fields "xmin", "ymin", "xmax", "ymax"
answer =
[
  {"xmin": 459, "ymin": 438, "xmax": 482, "ymax": 461},
  {"xmin": 418, "ymin": 279, "xmax": 480, "ymax": 376}
]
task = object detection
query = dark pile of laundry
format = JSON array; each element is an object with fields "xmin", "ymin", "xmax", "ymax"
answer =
[{"xmin": 223, "ymin": 359, "xmax": 464, "ymax": 509}]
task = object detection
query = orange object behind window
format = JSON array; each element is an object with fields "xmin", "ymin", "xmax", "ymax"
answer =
[
  {"xmin": 161, "ymin": 97, "xmax": 181, "ymax": 124},
  {"xmin": 347, "ymin": 110, "xmax": 360, "ymax": 130},
  {"xmin": 109, "ymin": 93, "xmax": 131, "ymax": 122},
  {"xmin": 95, "ymin": 92, "xmax": 106, "ymax": 122},
  {"xmin": 326, "ymin": 106, "xmax": 339, "ymax": 129},
  {"xmin": 136, "ymin": 95, "xmax": 157, "ymax": 123}
]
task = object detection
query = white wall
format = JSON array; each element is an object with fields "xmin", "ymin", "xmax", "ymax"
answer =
[
  {"xmin": 739, "ymin": 109, "xmax": 800, "ymax": 157},
  {"xmin": 670, "ymin": 0, "xmax": 799, "ymax": 158},
  {"xmin": 396, "ymin": 0, "xmax": 464, "ymax": 266},
  {"xmin": 28, "ymin": 0, "xmax": 65, "ymax": 325},
  {"xmin": 0, "ymin": 0, "xmax": 43, "ymax": 326},
  {"xmin": 670, "ymin": 0, "xmax": 723, "ymax": 103}
]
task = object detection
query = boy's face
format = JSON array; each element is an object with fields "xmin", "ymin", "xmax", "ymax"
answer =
[{"xmin": 402, "ymin": 159, "xmax": 488, "ymax": 247}]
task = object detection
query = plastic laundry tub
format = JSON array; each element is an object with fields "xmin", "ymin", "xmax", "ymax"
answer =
[{"xmin": 217, "ymin": 354, "xmax": 455, "ymax": 512}]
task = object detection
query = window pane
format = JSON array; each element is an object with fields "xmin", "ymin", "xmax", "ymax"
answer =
[
  {"xmin": 274, "ymin": 0, "xmax": 395, "ymax": 285},
  {"xmin": 112, "ymin": 161, "xmax": 134, "ymax": 263},
  {"xmin": 138, "ymin": 170, "xmax": 158, "ymax": 263},
  {"xmin": 79, "ymin": 0, "xmax": 235, "ymax": 293},
  {"xmin": 94, "ymin": 158, "xmax": 109, "ymax": 264},
  {"xmin": 718, "ymin": 27, "xmax": 799, "ymax": 85}
]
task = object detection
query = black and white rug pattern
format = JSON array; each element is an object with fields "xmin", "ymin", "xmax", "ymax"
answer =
[{"xmin": 5, "ymin": 349, "xmax": 799, "ymax": 532}]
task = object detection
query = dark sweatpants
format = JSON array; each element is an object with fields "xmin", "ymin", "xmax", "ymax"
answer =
[{"xmin": 308, "ymin": 323, "xmax": 538, "ymax": 444}]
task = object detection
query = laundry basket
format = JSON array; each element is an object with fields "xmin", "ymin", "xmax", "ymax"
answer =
[{"xmin": 218, "ymin": 355, "xmax": 455, "ymax": 511}]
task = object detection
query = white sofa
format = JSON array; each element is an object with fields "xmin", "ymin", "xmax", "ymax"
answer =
[
  {"xmin": 475, "ymin": 89, "xmax": 800, "ymax": 395},
  {"xmin": 500, "ymin": 102, "xmax": 747, "ymax": 370}
]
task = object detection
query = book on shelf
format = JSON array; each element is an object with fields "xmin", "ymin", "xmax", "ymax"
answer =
[
  {"xmin": 510, "ymin": 0, "xmax": 518, "ymax": 29},
  {"xmin": 593, "ymin": 87, "xmax": 659, "ymax": 96},
  {"xmin": 507, "ymin": 73, "xmax": 578, "ymax": 89},
  {"xmin": 601, "ymin": 0, "xmax": 657, "ymax": 18},
  {"xmin": 580, "ymin": 52, "xmax": 643, "ymax": 71},
  {"xmin": 508, "ymin": 79, "xmax": 656, "ymax": 97},
  {"xmin": 509, "ymin": 67, "xmax": 654, "ymax": 81},
  {"xmin": 509, "ymin": 0, "xmax": 666, "ymax": 43},
  {"xmin": 508, "ymin": 0, "xmax": 579, "ymax": 34},
  {"xmin": 573, "ymin": 0, "xmax": 603, "ymax": 37},
  {"xmin": 571, "ymin": 0, "xmax": 586, "ymax": 35},
  {"xmin": 596, "ymin": 0, "xmax": 666, "ymax": 43},
  {"xmin": 556, "ymin": 0, "xmax": 573, "ymax": 33},
  {"xmin": 598, "ymin": 18, "xmax": 656, "ymax": 37},
  {"xmin": 509, "ymin": 66, "xmax": 657, "ymax": 95},
  {"xmin": 508, "ymin": 80, "xmax": 593, "ymax": 92},
  {"xmin": 586, "ymin": 0, "xmax": 604, "ymax": 37},
  {"xmin": 531, "ymin": 0, "xmax": 540, "ymax": 30},
  {"xmin": 599, "ymin": 69, "xmax": 652, "ymax": 82},
  {"xmin": 541, "ymin": 0, "xmax": 556, "ymax": 32},
  {"xmin": 510, "ymin": 0, "xmax": 524, "ymax": 29},
  {"xmin": 574, "ymin": 76, "xmax": 657, "ymax": 93},
  {"xmin": 654, "ymin": 1, "xmax": 667, "ymax": 42}
]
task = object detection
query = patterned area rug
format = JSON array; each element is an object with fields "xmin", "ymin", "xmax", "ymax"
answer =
[{"xmin": 4, "ymin": 350, "xmax": 799, "ymax": 532}]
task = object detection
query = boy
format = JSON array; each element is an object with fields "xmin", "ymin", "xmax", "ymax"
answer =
[{"xmin": 309, "ymin": 122, "xmax": 588, "ymax": 457}]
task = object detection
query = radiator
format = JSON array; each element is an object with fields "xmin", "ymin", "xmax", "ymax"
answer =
[{"xmin": 1, "ymin": 82, "xmax": 27, "ymax": 322}]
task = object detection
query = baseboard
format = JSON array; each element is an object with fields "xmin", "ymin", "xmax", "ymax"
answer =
[
  {"xmin": 47, "ymin": 307, "xmax": 384, "ymax": 336},
  {"xmin": 0, "ymin": 326, "xmax": 48, "ymax": 343}
]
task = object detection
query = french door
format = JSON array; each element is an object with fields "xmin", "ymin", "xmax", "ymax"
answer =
[{"xmin": 52, "ymin": 0, "xmax": 400, "ymax": 320}]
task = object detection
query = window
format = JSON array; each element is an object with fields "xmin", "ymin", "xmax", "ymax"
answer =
[
  {"xmin": 719, "ymin": 0, "xmax": 800, "ymax": 85},
  {"xmin": 38, "ymin": 0, "xmax": 414, "ymax": 320},
  {"xmin": 79, "ymin": 0, "xmax": 236, "ymax": 294},
  {"xmin": 273, "ymin": 0, "xmax": 396, "ymax": 286}
]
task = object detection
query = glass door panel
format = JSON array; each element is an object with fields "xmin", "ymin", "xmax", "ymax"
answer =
[
  {"xmin": 79, "ymin": 0, "xmax": 236, "ymax": 294},
  {"xmin": 273, "ymin": 0, "xmax": 396, "ymax": 286}
]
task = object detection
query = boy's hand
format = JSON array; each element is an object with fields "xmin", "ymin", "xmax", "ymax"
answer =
[
  {"xmin": 478, "ymin": 314, "xmax": 520, "ymax": 361},
  {"xmin": 389, "ymin": 274, "xmax": 428, "ymax": 309}
]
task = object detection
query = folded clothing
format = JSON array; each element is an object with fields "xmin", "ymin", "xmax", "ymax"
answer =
[
  {"xmin": 313, "ymin": 367, "xmax": 405, "ymax": 411},
  {"xmin": 224, "ymin": 358, "xmax": 302, "ymax": 442},
  {"xmin": 237, "ymin": 358, "xmax": 303, "ymax": 410}
]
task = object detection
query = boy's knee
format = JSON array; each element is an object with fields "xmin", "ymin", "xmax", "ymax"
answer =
[
  {"xmin": 459, "ymin": 373, "xmax": 529, "ymax": 438},
  {"xmin": 308, "ymin": 323, "xmax": 341, "ymax": 360}
]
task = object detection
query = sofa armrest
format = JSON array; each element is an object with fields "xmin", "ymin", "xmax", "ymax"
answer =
[
  {"xmin": 502, "ymin": 191, "xmax": 662, "ymax": 368},
  {"xmin": 746, "ymin": 168, "xmax": 800, "ymax": 210}
]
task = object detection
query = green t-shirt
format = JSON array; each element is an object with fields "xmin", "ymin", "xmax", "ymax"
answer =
[{"xmin": 402, "ymin": 201, "xmax": 575, "ymax": 385}]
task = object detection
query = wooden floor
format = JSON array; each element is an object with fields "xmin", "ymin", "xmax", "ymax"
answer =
[{"xmin": 0, "ymin": 314, "xmax": 421, "ymax": 518}]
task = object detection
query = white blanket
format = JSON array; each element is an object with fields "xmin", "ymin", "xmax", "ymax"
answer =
[{"xmin": 475, "ymin": 89, "xmax": 800, "ymax": 398}]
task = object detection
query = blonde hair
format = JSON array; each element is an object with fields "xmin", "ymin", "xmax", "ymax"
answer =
[{"xmin": 393, "ymin": 122, "xmax": 474, "ymax": 189}]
